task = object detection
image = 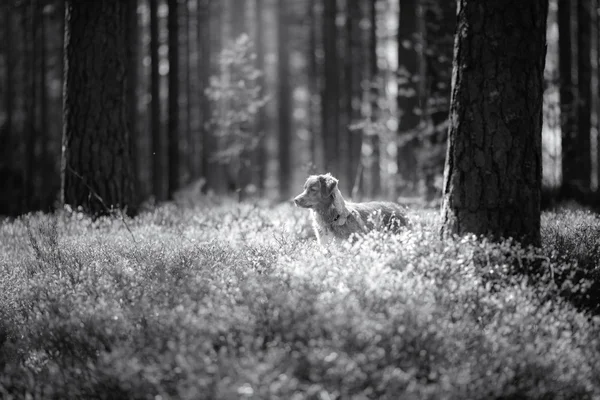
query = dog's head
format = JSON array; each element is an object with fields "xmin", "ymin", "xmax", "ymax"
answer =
[{"xmin": 293, "ymin": 173, "xmax": 339, "ymax": 208}]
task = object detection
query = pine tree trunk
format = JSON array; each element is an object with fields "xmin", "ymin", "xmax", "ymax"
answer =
[
  {"xmin": 61, "ymin": 0, "xmax": 133, "ymax": 215},
  {"xmin": 397, "ymin": 0, "xmax": 421, "ymax": 194},
  {"xmin": 322, "ymin": 0, "xmax": 340, "ymax": 176},
  {"xmin": 198, "ymin": 0, "xmax": 216, "ymax": 193},
  {"xmin": 441, "ymin": 0, "xmax": 547, "ymax": 246},
  {"xmin": 167, "ymin": 0, "xmax": 180, "ymax": 199},
  {"xmin": 576, "ymin": 0, "xmax": 591, "ymax": 191},
  {"xmin": 149, "ymin": 0, "xmax": 164, "ymax": 201},
  {"xmin": 369, "ymin": 0, "xmax": 381, "ymax": 198},
  {"xmin": 24, "ymin": 0, "xmax": 38, "ymax": 211},
  {"xmin": 255, "ymin": 0, "xmax": 268, "ymax": 195},
  {"xmin": 126, "ymin": 0, "xmax": 139, "ymax": 201},
  {"xmin": 277, "ymin": 0, "xmax": 292, "ymax": 200}
]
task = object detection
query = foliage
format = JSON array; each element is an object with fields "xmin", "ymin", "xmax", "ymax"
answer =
[
  {"xmin": 205, "ymin": 34, "xmax": 268, "ymax": 169},
  {"xmin": 1, "ymin": 201, "xmax": 600, "ymax": 398}
]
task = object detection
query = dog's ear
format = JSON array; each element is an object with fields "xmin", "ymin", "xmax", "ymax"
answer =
[{"xmin": 319, "ymin": 174, "xmax": 338, "ymax": 197}]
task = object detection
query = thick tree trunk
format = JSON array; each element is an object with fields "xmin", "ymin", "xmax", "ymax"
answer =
[
  {"xmin": 397, "ymin": 0, "xmax": 421, "ymax": 194},
  {"xmin": 441, "ymin": 0, "xmax": 547, "ymax": 246},
  {"xmin": 61, "ymin": 0, "xmax": 133, "ymax": 215},
  {"xmin": 149, "ymin": 0, "xmax": 164, "ymax": 201},
  {"xmin": 277, "ymin": 0, "xmax": 292, "ymax": 200},
  {"xmin": 167, "ymin": 0, "xmax": 180, "ymax": 199}
]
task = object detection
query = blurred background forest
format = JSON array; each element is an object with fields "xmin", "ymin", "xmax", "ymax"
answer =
[{"xmin": 0, "ymin": 0, "xmax": 598, "ymax": 216}]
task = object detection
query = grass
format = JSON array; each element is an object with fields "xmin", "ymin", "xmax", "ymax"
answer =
[{"xmin": 1, "ymin": 198, "xmax": 600, "ymax": 399}]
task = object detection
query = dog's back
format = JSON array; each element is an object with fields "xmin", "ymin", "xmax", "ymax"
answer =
[{"xmin": 348, "ymin": 201, "xmax": 409, "ymax": 232}]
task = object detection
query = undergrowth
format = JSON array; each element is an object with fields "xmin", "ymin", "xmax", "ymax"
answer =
[{"xmin": 0, "ymin": 199, "xmax": 599, "ymax": 399}]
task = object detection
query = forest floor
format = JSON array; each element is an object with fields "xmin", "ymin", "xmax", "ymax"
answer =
[{"xmin": 1, "ymin": 197, "xmax": 600, "ymax": 399}]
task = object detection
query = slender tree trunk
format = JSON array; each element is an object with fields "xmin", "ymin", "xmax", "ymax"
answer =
[
  {"xmin": 441, "ymin": 0, "xmax": 547, "ymax": 246},
  {"xmin": 199, "ymin": 0, "xmax": 220, "ymax": 193},
  {"xmin": 346, "ymin": 0, "xmax": 363, "ymax": 194},
  {"xmin": 558, "ymin": 0, "xmax": 577, "ymax": 196},
  {"xmin": 126, "ymin": 0, "xmax": 139, "ymax": 201},
  {"xmin": 3, "ymin": 4, "xmax": 13, "ymax": 142},
  {"xmin": 150, "ymin": 0, "xmax": 164, "ymax": 201},
  {"xmin": 184, "ymin": 0, "xmax": 194, "ymax": 182},
  {"xmin": 577, "ymin": 0, "xmax": 592, "ymax": 191},
  {"xmin": 307, "ymin": 0, "xmax": 319, "ymax": 171},
  {"xmin": 230, "ymin": 0, "xmax": 246, "ymax": 38},
  {"xmin": 167, "ymin": 0, "xmax": 180, "ymax": 199},
  {"xmin": 370, "ymin": 0, "xmax": 381, "ymax": 198},
  {"xmin": 423, "ymin": 0, "xmax": 455, "ymax": 201},
  {"xmin": 24, "ymin": 0, "xmax": 38, "ymax": 211},
  {"xmin": 397, "ymin": 0, "xmax": 421, "ymax": 194},
  {"xmin": 322, "ymin": 0, "xmax": 339, "ymax": 176},
  {"xmin": 278, "ymin": 0, "xmax": 291, "ymax": 200},
  {"xmin": 62, "ymin": 0, "xmax": 133, "ymax": 215},
  {"xmin": 255, "ymin": 0, "xmax": 267, "ymax": 194}
]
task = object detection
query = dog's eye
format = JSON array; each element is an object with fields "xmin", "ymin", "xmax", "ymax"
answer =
[{"xmin": 310, "ymin": 187, "xmax": 318, "ymax": 192}]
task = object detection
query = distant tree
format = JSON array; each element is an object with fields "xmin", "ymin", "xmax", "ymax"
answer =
[
  {"xmin": 198, "ymin": 0, "xmax": 218, "ymax": 193},
  {"xmin": 24, "ymin": 0, "xmax": 39, "ymax": 210},
  {"xmin": 205, "ymin": 36, "xmax": 268, "ymax": 200},
  {"xmin": 255, "ymin": 0, "xmax": 268, "ymax": 195},
  {"xmin": 277, "ymin": 0, "xmax": 292, "ymax": 199},
  {"xmin": 441, "ymin": 0, "xmax": 548, "ymax": 246},
  {"xmin": 397, "ymin": 0, "xmax": 422, "ymax": 194},
  {"xmin": 422, "ymin": 0, "xmax": 455, "ymax": 200},
  {"xmin": 369, "ymin": 0, "xmax": 381, "ymax": 198},
  {"xmin": 149, "ymin": 0, "xmax": 164, "ymax": 201},
  {"xmin": 61, "ymin": 0, "xmax": 134, "ymax": 215},
  {"xmin": 576, "ymin": 0, "xmax": 591, "ymax": 191},
  {"xmin": 558, "ymin": 0, "xmax": 576, "ymax": 195},
  {"xmin": 322, "ymin": 0, "xmax": 340, "ymax": 176},
  {"xmin": 167, "ymin": 0, "xmax": 180, "ymax": 199},
  {"xmin": 126, "ymin": 0, "xmax": 139, "ymax": 199}
]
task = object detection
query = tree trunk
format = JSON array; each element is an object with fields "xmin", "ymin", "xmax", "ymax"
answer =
[
  {"xmin": 24, "ymin": 0, "xmax": 38, "ymax": 211},
  {"xmin": 441, "ymin": 0, "xmax": 547, "ymax": 246},
  {"xmin": 61, "ymin": 0, "xmax": 133, "ymax": 216},
  {"xmin": 369, "ymin": 0, "xmax": 381, "ymax": 198},
  {"xmin": 126, "ymin": 0, "xmax": 139, "ymax": 201},
  {"xmin": 149, "ymin": 0, "xmax": 164, "ymax": 201},
  {"xmin": 199, "ymin": 0, "xmax": 216, "ymax": 193},
  {"xmin": 322, "ymin": 0, "xmax": 339, "ymax": 176},
  {"xmin": 576, "ymin": 0, "xmax": 591, "ymax": 191},
  {"xmin": 184, "ymin": 0, "xmax": 194, "ymax": 182},
  {"xmin": 167, "ymin": 0, "xmax": 180, "ymax": 199},
  {"xmin": 423, "ymin": 0, "xmax": 455, "ymax": 201},
  {"xmin": 346, "ymin": 0, "xmax": 363, "ymax": 195},
  {"xmin": 397, "ymin": 0, "xmax": 421, "ymax": 194},
  {"xmin": 255, "ymin": 0, "xmax": 267, "ymax": 195},
  {"xmin": 277, "ymin": 0, "xmax": 292, "ymax": 200}
]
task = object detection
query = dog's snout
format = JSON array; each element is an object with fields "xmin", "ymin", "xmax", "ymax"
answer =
[{"xmin": 293, "ymin": 196, "xmax": 302, "ymax": 206}]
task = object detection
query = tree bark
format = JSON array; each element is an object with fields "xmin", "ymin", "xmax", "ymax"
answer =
[
  {"xmin": 397, "ymin": 0, "xmax": 421, "ymax": 194},
  {"xmin": 149, "ymin": 0, "xmax": 164, "ymax": 201},
  {"xmin": 167, "ymin": 0, "xmax": 180, "ymax": 199},
  {"xmin": 277, "ymin": 0, "xmax": 292, "ymax": 200},
  {"xmin": 441, "ymin": 0, "xmax": 547, "ymax": 246},
  {"xmin": 322, "ymin": 0, "xmax": 340, "ymax": 176},
  {"xmin": 576, "ymin": 0, "xmax": 591, "ymax": 190},
  {"xmin": 126, "ymin": 0, "xmax": 139, "ymax": 200},
  {"xmin": 255, "ymin": 0, "xmax": 267, "ymax": 195},
  {"xmin": 24, "ymin": 0, "xmax": 38, "ymax": 211},
  {"xmin": 369, "ymin": 0, "xmax": 381, "ymax": 198},
  {"xmin": 61, "ymin": 0, "xmax": 133, "ymax": 215}
]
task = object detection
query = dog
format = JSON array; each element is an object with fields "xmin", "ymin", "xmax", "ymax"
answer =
[{"xmin": 294, "ymin": 173, "xmax": 409, "ymax": 245}]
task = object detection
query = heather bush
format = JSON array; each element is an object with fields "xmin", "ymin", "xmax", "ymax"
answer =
[{"xmin": 1, "ymin": 202, "xmax": 600, "ymax": 399}]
